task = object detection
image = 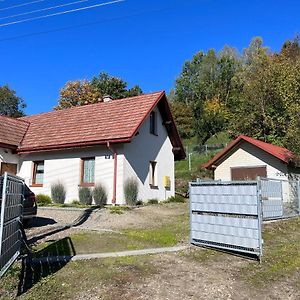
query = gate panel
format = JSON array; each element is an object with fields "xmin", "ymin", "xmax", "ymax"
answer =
[
  {"xmin": 261, "ymin": 178, "xmax": 283, "ymax": 219},
  {"xmin": 190, "ymin": 181, "xmax": 262, "ymax": 258},
  {"xmin": 0, "ymin": 173, "xmax": 24, "ymax": 277}
]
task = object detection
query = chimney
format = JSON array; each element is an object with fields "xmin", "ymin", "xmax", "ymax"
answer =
[{"xmin": 103, "ymin": 95, "xmax": 112, "ymax": 102}]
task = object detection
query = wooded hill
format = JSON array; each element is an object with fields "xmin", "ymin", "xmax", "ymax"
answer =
[{"xmin": 171, "ymin": 36, "xmax": 300, "ymax": 154}]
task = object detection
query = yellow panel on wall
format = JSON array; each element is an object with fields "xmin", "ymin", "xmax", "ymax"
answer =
[{"xmin": 163, "ymin": 176, "xmax": 171, "ymax": 188}]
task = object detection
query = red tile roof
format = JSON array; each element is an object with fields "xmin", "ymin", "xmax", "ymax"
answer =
[
  {"xmin": 203, "ymin": 135, "xmax": 294, "ymax": 169},
  {"xmin": 17, "ymin": 91, "xmax": 185, "ymax": 160},
  {"xmin": 0, "ymin": 115, "xmax": 29, "ymax": 148}
]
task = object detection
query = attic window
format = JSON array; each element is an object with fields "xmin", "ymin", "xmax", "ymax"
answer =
[{"xmin": 150, "ymin": 111, "xmax": 157, "ymax": 135}]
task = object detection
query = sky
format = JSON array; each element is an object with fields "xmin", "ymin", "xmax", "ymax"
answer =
[{"xmin": 0, "ymin": 0, "xmax": 299, "ymax": 115}]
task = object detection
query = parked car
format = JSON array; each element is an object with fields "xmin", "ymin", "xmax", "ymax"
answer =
[{"xmin": 22, "ymin": 184, "xmax": 37, "ymax": 225}]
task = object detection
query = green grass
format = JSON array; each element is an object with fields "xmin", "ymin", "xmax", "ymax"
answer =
[{"xmin": 240, "ymin": 217, "xmax": 300, "ymax": 286}]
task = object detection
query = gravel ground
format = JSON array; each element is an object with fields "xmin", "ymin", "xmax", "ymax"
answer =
[{"xmin": 25, "ymin": 204, "xmax": 186, "ymax": 244}]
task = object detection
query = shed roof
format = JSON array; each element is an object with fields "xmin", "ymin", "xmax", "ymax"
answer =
[
  {"xmin": 16, "ymin": 91, "xmax": 185, "ymax": 160},
  {"xmin": 203, "ymin": 135, "xmax": 294, "ymax": 169}
]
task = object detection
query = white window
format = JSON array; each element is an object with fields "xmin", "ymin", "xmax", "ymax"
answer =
[{"xmin": 81, "ymin": 157, "xmax": 95, "ymax": 186}]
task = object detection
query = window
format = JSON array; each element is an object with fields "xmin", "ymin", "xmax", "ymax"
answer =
[
  {"xmin": 149, "ymin": 161, "xmax": 157, "ymax": 187},
  {"xmin": 81, "ymin": 157, "xmax": 95, "ymax": 186},
  {"xmin": 32, "ymin": 161, "xmax": 44, "ymax": 186},
  {"xmin": 150, "ymin": 111, "xmax": 157, "ymax": 135}
]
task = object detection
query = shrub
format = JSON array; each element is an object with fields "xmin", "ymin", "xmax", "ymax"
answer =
[
  {"xmin": 166, "ymin": 195, "xmax": 185, "ymax": 203},
  {"xmin": 79, "ymin": 187, "xmax": 93, "ymax": 205},
  {"xmin": 36, "ymin": 194, "xmax": 52, "ymax": 206},
  {"xmin": 124, "ymin": 178, "xmax": 139, "ymax": 206},
  {"xmin": 51, "ymin": 182, "xmax": 66, "ymax": 204},
  {"xmin": 148, "ymin": 198, "xmax": 159, "ymax": 205},
  {"xmin": 71, "ymin": 200, "xmax": 81, "ymax": 206},
  {"xmin": 93, "ymin": 183, "xmax": 108, "ymax": 207}
]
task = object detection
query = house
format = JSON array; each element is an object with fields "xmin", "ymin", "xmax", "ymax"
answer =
[
  {"xmin": 203, "ymin": 135, "xmax": 298, "ymax": 181},
  {"xmin": 0, "ymin": 91, "xmax": 185, "ymax": 204}
]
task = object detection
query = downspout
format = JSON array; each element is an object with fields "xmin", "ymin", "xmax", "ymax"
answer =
[{"xmin": 107, "ymin": 141, "xmax": 117, "ymax": 205}]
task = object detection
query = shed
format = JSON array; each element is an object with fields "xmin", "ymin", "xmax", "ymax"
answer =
[{"xmin": 203, "ymin": 135, "xmax": 299, "ymax": 181}]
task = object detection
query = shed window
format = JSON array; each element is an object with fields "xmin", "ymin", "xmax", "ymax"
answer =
[
  {"xmin": 32, "ymin": 161, "xmax": 44, "ymax": 186},
  {"xmin": 231, "ymin": 166, "xmax": 267, "ymax": 181},
  {"xmin": 150, "ymin": 111, "xmax": 157, "ymax": 135},
  {"xmin": 81, "ymin": 157, "xmax": 95, "ymax": 186},
  {"xmin": 149, "ymin": 161, "xmax": 157, "ymax": 187}
]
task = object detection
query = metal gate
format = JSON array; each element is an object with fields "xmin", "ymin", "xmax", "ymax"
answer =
[
  {"xmin": 0, "ymin": 172, "xmax": 24, "ymax": 277},
  {"xmin": 190, "ymin": 181, "xmax": 263, "ymax": 259}
]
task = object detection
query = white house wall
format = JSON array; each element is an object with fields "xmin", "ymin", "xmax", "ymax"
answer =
[
  {"xmin": 214, "ymin": 142, "xmax": 288, "ymax": 181},
  {"xmin": 18, "ymin": 145, "xmax": 122, "ymax": 204},
  {"xmin": 122, "ymin": 107, "xmax": 175, "ymax": 202}
]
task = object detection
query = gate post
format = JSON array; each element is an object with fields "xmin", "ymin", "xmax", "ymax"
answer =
[
  {"xmin": 257, "ymin": 177, "xmax": 263, "ymax": 262},
  {"xmin": 0, "ymin": 172, "xmax": 8, "ymax": 257}
]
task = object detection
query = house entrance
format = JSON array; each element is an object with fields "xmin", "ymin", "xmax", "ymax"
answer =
[{"xmin": 0, "ymin": 163, "xmax": 17, "ymax": 176}]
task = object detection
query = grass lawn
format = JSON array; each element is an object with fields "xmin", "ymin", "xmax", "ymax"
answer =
[{"xmin": 1, "ymin": 213, "xmax": 300, "ymax": 299}]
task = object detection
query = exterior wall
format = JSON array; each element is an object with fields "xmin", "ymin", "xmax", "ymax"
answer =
[
  {"xmin": 214, "ymin": 142, "xmax": 289, "ymax": 181},
  {"xmin": 18, "ymin": 145, "xmax": 123, "ymax": 204},
  {"xmin": 122, "ymin": 107, "xmax": 175, "ymax": 202},
  {"xmin": 0, "ymin": 147, "xmax": 19, "ymax": 171}
]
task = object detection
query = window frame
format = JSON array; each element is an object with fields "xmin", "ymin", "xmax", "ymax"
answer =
[
  {"xmin": 149, "ymin": 161, "xmax": 158, "ymax": 188},
  {"xmin": 31, "ymin": 161, "xmax": 44, "ymax": 187},
  {"xmin": 149, "ymin": 111, "xmax": 157, "ymax": 135},
  {"xmin": 80, "ymin": 157, "xmax": 95, "ymax": 187}
]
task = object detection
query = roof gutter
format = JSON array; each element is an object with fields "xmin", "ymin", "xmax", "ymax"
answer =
[{"xmin": 107, "ymin": 141, "xmax": 117, "ymax": 205}]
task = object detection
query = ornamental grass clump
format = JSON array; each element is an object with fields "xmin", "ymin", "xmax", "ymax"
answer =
[
  {"xmin": 51, "ymin": 182, "xmax": 66, "ymax": 204},
  {"xmin": 124, "ymin": 178, "xmax": 139, "ymax": 206},
  {"xmin": 93, "ymin": 183, "xmax": 108, "ymax": 207},
  {"xmin": 79, "ymin": 187, "xmax": 93, "ymax": 205}
]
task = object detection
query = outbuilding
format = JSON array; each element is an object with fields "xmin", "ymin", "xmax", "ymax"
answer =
[{"xmin": 203, "ymin": 135, "xmax": 299, "ymax": 181}]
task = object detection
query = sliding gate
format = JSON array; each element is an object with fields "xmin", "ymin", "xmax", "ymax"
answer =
[
  {"xmin": 190, "ymin": 181, "xmax": 263, "ymax": 259},
  {"xmin": 0, "ymin": 172, "xmax": 24, "ymax": 277}
]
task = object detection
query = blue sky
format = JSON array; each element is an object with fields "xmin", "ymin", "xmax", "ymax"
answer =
[{"xmin": 0, "ymin": 0, "xmax": 299, "ymax": 115}]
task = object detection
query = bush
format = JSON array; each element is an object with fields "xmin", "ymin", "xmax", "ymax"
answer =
[
  {"xmin": 93, "ymin": 183, "xmax": 108, "ymax": 206},
  {"xmin": 36, "ymin": 194, "xmax": 52, "ymax": 206},
  {"xmin": 79, "ymin": 187, "xmax": 93, "ymax": 205},
  {"xmin": 124, "ymin": 178, "xmax": 139, "ymax": 206},
  {"xmin": 148, "ymin": 199, "xmax": 159, "ymax": 205},
  {"xmin": 166, "ymin": 195, "xmax": 185, "ymax": 203},
  {"xmin": 71, "ymin": 200, "xmax": 81, "ymax": 206},
  {"xmin": 51, "ymin": 182, "xmax": 66, "ymax": 204}
]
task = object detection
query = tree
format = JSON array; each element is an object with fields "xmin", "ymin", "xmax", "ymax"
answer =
[
  {"xmin": 91, "ymin": 72, "xmax": 142, "ymax": 99},
  {"xmin": 0, "ymin": 85, "xmax": 26, "ymax": 117},
  {"xmin": 54, "ymin": 80, "xmax": 101, "ymax": 110},
  {"xmin": 174, "ymin": 47, "xmax": 241, "ymax": 143},
  {"xmin": 170, "ymin": 101, "xmax": 195, "ymax": 139},
  {"xmin": 55, "ymin": 72, "xmax": 143, "ymax": 110}
]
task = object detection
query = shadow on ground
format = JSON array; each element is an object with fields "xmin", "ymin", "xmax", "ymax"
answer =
[
  {"xmin": 17, "ymin": 207, "xmax": 100, "ymax": 295},
  {"xmin": 27, "ymin": 207, "xmax": 98, "ymax": 244},
  {"xmin": 25, "ymin": 217, "xmax": 57, "ymax": 228},
  {"xmin": 18, "ymin": 237, "xmax": 76, "ymax": 295}
]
